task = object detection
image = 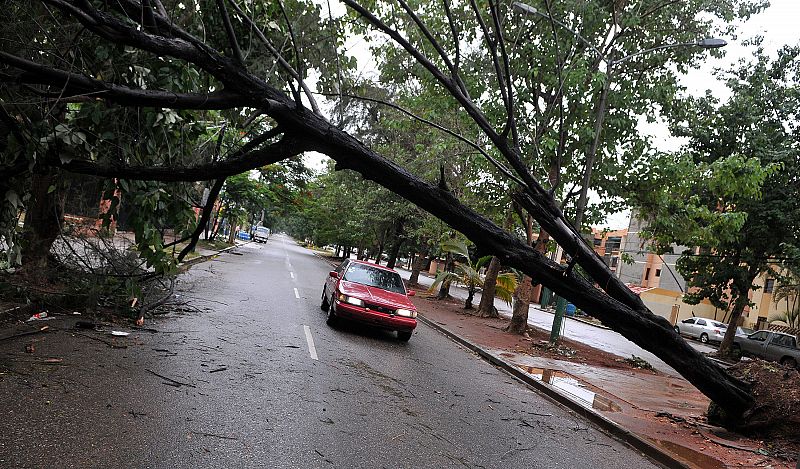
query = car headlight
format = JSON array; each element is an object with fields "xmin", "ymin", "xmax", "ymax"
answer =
[
  {"xmin": 396, "ymin": 308, "xmax": 417, "ymax": 318},
  {"xmin": 338, "ymin": 294, "xmax": 364, "ymax": 307}
]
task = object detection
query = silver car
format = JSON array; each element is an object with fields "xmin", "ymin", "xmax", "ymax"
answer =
[{"xmin": 674, "ymin": 317, "xmax": 727, "ymax": 344}]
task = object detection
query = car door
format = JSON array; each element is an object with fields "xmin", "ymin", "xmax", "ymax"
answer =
[
  {"xmin": 326, "ymin": 259, "xmax": 349, "ymax": 302},
  {"xmin": 678, "ymin": 318, "xmax": 695, "ymax": 337},
  {"xmin": 693, "ymin": 319, "xmax": 707, "ymax": 339},
  {"xmin": 741, "ymin": 331, "xmax": 769, "ymax": 357},
  {"xmin": 766, "ymin": 334, "xmax": 792, "ymax": 362}
]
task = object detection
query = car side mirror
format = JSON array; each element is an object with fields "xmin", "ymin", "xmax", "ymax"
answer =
[{"xmin": 329, "ymin": 271, "xmax": 339, "ymax": 278}]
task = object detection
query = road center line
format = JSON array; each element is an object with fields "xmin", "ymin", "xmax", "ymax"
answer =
[
  {"xmin": 290, "ymin": 272, "xmax": 295, "ymax": 279},
  {"xmin": 293, "ymin": 287, "xmax": 300, "ymax": 299},
  {"xmin": 303, "ymin": 325, "xmax": 318, "ymax": 360}
]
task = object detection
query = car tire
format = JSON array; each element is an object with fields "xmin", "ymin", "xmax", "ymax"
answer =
[
  {"xmin": 780, "ymin": 356, "xmax": 797, "ymax": 369},
  {"xmin": 326, "ymin": 302, "xmax": 338, "ymax": 327},
  {"xmin": 700, "ymin": 333, "xmax": 709, "ymax": 344},
  {"xmin": 397, "ymin": 331, "xmax": 412, "ymax": 342},
  {"xmin": 673, "ymin": 326, "xmax": 680, "ymax": 334},
  {"xmin": 320, "ymin": 287, "xmax": 329, "ymax": 311}
]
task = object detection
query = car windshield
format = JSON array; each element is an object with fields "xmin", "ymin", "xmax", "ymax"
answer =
[
  {"xmin": 343, "ymin": 263, "xmax": 406, "ymax": 294},
  {"xmin": 257, "ymin": 227, "xmax": 269, "ymax": 233}
]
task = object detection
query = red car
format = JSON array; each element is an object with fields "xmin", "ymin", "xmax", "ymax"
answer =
[{"xmin": 321, "ymin": 259, "xmax": 417, "ymax": 341}]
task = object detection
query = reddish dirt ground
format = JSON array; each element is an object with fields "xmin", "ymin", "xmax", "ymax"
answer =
[{"xmin": 412, "ymin": 294, "xmax": 796, "ymax": 469}]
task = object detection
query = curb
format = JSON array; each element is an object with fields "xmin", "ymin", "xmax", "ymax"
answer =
[
  {"xmin": 179, "ymin": 243, "xmax": 244, "ymax": 269},
  {"xmin": 417, "ymin": 314, "xmax": 688, "ymax": 469}
]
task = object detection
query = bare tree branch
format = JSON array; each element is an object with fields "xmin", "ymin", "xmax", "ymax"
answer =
[
  {"xmin": 225, "ymin": 0, "xmax": 320, "ymax": 114},
  {"xmin": 215, "ymin": 0, "xmax": 245, "ymax": 66},
  {"xmin": 318, "ymin": 91, "xmax": 524, "ymax": 187}
]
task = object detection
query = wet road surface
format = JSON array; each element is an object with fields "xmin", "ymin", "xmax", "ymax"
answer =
[{"xmin": 0, "ymin": 234, "xmax": 659, "ymax": 468}]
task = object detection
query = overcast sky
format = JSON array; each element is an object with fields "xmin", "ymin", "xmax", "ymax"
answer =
[
  {"xmin": 309, "ymin": 1, "xmax": 798, "ymax": 230},
  {"xmin": 603, "ymin": 0, "xmax": 798, "ymax": 229}
]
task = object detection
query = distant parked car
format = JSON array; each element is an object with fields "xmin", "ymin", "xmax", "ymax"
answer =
[
  {"xmin": 253, "ymin": 226, "xmax": 270, "ymax": 243},
  {"xmin": 321, "ymin": 259, "xmax": 417, "ymax": 341},
  {"xmin": 733, "ymin": 330, "xmax": 800, "ymax": 369},
  {"xmin": 237, "ymin": 231, "xmax": 251, "ymax": 241},
  {"xmin": 674, "ymin": 317, "xmax": 728, "ymax": 344}
]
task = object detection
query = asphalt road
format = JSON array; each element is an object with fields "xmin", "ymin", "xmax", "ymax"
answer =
[{"xmin": 0, "ymin": 234, "xmax": 659, "ymax": 468}]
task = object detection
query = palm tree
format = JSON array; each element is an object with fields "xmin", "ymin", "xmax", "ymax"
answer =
[
  {"xmin": 427, "ymin": 239, "xmax": 517, "ymax": 310},
  {"xmin": 770, "ymin": 275, "xmax": 800, "ymax": 328}
]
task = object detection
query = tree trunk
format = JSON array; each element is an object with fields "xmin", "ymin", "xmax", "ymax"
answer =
[
  {"xmin": 21, "ymin": 168, "xmax": 65, "ymax": 271},
  {"xmin": 477, "ymin": 256, "xmax": 501, "ymax": 318},
  {"xmin": 385, "ymin": 217, "xmax": 405, "ymax": 269},
  {"xmin": 506, "ymin": 275, "xmax": 532, "ymax": 334},
  {"xmin": 409, "ymin": 250, "xmax": 426, "ymax": 286},
  {"xmin": 335, "ymin": 245, "xmax": 341, "ymax": 258},
  {"xmin": 437, "ymin": 252, "xmax": 454, "ymax": 300},
  {"xmin": 465, "ymin": 282, "xmax": 476, "ymax": 309},
  {"xmin": 719, "ymin": 267, "xmax": 760, "ymax": 357},
  {"xmin": 373, "ymin": 227, "xmax": 389, "ymax": 265}
]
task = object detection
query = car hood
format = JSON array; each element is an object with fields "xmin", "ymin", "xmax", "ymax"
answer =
[{"xmin": 339, "ymin": 281, "xmax": 414, "ymax": 309}]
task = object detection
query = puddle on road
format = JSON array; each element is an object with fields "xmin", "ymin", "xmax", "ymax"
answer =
[{"xmin": 516, "ymin": 365, "xmax": 622, "ymax": 413}]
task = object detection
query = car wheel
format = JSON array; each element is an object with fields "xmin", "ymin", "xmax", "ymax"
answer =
[
  {"xmin": 397, "ymin": 331, "xmax": 412, "ymax": 342},
  {"xmin": 700, "ymin": 333, "xmax": 709, "ymax": 344},
  {"xmin": 326, "ymin": 302, "xmax": 338, "ymax": 327},
  {"xmin": 320, "ymin": 287, "xmax": 329, "ymax": 311},
  {"xmin": 780, "ymin": 356, "xmax": 797, "ymax": 369},
  {"xmin": 673, "ymin": 326, "xmax": 680, "ymax": 334}
]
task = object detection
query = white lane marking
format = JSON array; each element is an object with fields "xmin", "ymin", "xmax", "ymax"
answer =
[
  {"xmin": 290, "ymin": 272, "xmax": 295, "ymax": 279},
  {"xmin": 294, "ymin": 288, "xmax": 300, "ymax": 299},
  {"xmin": 303, "ymin": 325, "xmax": 318, "ymax": 360}
]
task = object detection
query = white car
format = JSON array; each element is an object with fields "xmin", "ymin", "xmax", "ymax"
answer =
[
  {"xmin": 253, "ymin": 226, "xmax": 270, "ymax": 243},
  {"xmin": 674, "ymin": 317, "xmax": 727, "ymax": 344}
]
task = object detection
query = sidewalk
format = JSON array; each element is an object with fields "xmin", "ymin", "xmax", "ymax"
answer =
[
  {"xmin": 393, "ymin": 265, "xmax": 715, "ymax": 376},
  {"xmin": 410, "ymin": 296, "xmax": 790, "ymax": 468}
]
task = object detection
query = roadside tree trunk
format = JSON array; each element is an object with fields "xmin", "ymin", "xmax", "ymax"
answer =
[
  {"xmin": 477, "ymin": 256, "xmax": 501, "ymax": 318},
  {"xmin": 437, "ymin": 252, "xmax": 454, "ymax": 300},
  {"xmin": 409, "ymin": 250, "xmax": 426, "ymax": 286},
  {"xmin": 21, "ymin": 168, "xmax": 65, "ymax": 272},
  {"xmin": 465, "ymin": 281, "xmax": 476, "ymax": 309},
  {"xmin": 719, "ymin": 267, "xmax": 760, "ymax": 357},
  {"xmin": 385, "ymin": 217, "xmax": 406, "ymax": 269},
  {"xmin": 506, "ymin": 275, "xmax": 532, "ymax": 334}
]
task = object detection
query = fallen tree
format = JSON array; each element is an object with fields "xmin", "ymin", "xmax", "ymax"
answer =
[{"xmin": 0, "ymin": 1, "xmax": 754, "ymax": 418}]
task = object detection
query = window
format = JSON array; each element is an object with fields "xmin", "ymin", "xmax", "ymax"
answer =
[
  {"xmin": 343, "ymin": 263, "xmax": 406, "ymax": 294},
  {"xmin": 593, "ymin": 238, "xmax": 602, "ymax": 246},
  {"xmin": 696, "ymin": 319, "xmax": 707, "ymax": 326},
  {"xmin": 682, "ymin": 318, "xmax": 695, "ymax": 324},
  {"xmin": 645, "ymin": 268, "xmax": 651, "ymax": 280},
  {"xmin": 771, "ymin": 334, "xmax": 796, "ymax": 348},
  {"xmin": 605, "ymin": 237, "xmax": 622, "ymax": 252},
  {"xmin": 610, "ymin": 257, "xmax": 619, "ymax": 268},
  {"xmin": 749, "ymin": 331, "xmax": 769, "ymax": 342},
  {"xmin": 655, "ymin": 269, "xmax": 662, "ymax": 277},
  {"xmin": 764, "ymin": 278, "xmax": 775, "ymax": 293}
]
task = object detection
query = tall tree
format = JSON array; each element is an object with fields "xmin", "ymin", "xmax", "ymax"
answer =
[
  {"xmin": 0, "ymin": 0, "xmax": 770, "ymax": 420},
  {"xmin": 629, "ymin": 44, "xmax": 800, "ymax": 357}
]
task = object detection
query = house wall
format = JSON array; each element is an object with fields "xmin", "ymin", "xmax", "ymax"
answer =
[{"xmin": 639, "ymin": 288, "xmax": 721, "ymax": 324}]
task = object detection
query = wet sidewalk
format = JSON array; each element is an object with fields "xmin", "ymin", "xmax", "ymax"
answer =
[{"xmin": 412, "ymin": 297, "xmax": 792, "ymax": 469}]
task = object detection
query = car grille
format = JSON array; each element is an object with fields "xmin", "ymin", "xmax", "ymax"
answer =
[{"xmin": 364, "ymin": 302, "xmax": 394, "ymax": 315}]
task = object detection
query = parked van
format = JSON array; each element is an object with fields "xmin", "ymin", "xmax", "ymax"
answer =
[{"xmin": 253, "ymin": 226, "xmax": 271, "ymax": 243}]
